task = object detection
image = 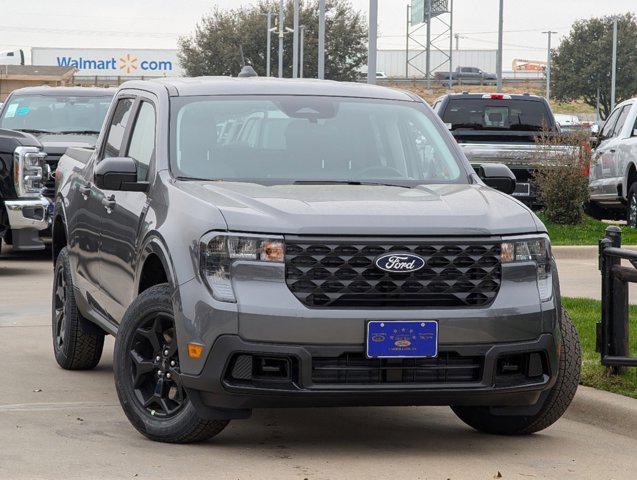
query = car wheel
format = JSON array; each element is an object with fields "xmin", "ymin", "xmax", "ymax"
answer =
[
  {"xmin": 52, "ymin": 247, "xmax": 105, "ymax": 370},
  {"xmin": 627, "ymin": 183, "xmax": 637, "ymax": 228},
  {"xmin": 113, "ymin": 283, "xmax": 229, "ymax": 443},
  {"xmin": 452, "ymin": 309, "xmax": 581, "ymax": 435}
]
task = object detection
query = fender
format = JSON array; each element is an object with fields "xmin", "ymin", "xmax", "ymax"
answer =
[
  {"xmin": 52, "ymin": 195, "xmax": 70, "ymax": 262},
  {"xmin": 622, "ymin": 160, "xmax": 637, "ymax": 201},
  {"xmin": 135, "ymin": 232, "xmax": 180, "ymax": 294}
]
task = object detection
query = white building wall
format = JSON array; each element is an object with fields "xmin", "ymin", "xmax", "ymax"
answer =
[{"xmin": 378, "ymin": 49, "xmax": 498, "ymax": 78}]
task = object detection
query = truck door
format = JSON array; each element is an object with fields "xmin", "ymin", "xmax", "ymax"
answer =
[
  {"xmin": 97, "ymin": 96, "xmax": 156, "ymax": 322},
  {"xmin": 615, "ymin": 104, "xmax": 637, "ymax": 195},
  {"xmin": 591, "ymin": 106, "xmax": 624, "ymax": 197}
]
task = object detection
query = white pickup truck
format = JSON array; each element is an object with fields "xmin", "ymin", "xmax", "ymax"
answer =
[{"xmin": 588, "ymin": 99, "xmax": 637, "ymax": 225}]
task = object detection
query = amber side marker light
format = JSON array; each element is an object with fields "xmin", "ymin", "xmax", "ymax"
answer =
[{"xmin": 188, "ymin": 343, "xmax": 204, "ymax": 359}]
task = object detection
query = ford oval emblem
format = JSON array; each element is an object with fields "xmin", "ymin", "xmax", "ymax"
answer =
[{"xmin": 375, "ymin": 253, "xmax": 425, "ymax": 273}]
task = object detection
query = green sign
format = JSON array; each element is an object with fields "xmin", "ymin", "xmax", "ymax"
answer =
[{"xmin": 411, "ymin": 0, "xmax": 426, "ymax": 26}]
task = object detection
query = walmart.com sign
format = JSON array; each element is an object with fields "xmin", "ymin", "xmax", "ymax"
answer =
[{"xmin": 31, "ymin": 47, "xmax": 183, "ymax": 77}]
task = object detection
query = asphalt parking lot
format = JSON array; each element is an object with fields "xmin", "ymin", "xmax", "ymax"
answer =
[{"xmin": 2, "ymin": 247, "xmax": 637, "ymax": 480}]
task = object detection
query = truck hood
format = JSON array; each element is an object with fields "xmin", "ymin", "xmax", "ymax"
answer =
[
  {"xmin": 176, "ymin": 181, "xmax": 542, "ymax": 236},
  {"xmin": 30, "ymin": 132, "xmax": 99, "ymax": 155}
]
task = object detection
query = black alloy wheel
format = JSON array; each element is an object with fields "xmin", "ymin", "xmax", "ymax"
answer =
[{"xmin": 128, "ymin": 312, "xmax": 186, "ymax": 418}]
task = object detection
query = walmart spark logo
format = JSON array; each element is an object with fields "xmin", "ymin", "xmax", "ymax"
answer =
[{"xmin": 119, "ymin": 54, "xmax": 138, "ymax": 74}]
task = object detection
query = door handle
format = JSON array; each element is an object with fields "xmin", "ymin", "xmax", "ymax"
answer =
[
  {"xmin": 101, "ymin": 195, "xmax": 116, "ymax": 214},
  {"xmin": 79, "ymin": 184, "xmax": 91, "ymax": 200}
]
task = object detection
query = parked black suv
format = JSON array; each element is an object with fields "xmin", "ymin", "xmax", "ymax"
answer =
[{"xmin": 52, "ymin": 76, "xmax": 580, "ymax": 443}]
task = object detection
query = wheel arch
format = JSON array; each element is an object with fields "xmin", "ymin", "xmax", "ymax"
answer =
[
  {"xmin": 624, "ymin": 161, "xmax": 637, "ymax": 201},
  {"xmin": 135, "ymin": 234, "xmax": 178, "ymax": 295},
  {"xmin": 52, "ymin": 197, "xmax": 69, "ymax": 264}
]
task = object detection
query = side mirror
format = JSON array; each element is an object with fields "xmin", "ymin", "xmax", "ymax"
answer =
[
  {"xmin": 472, "ymin": 163, "xmax": 516, "ymax": 195},
  {"xmin": 94, "ymin": 157, "xmax": 148, "ymax": 192},
  {"xmin": 590, "ymin": 135, "xmax": 600, "ymax": 149}
]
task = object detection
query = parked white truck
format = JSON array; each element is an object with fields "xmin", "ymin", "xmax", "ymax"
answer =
[{"xmin": 588, "ymin": 99, "xmax": 637, "ymax": 225}]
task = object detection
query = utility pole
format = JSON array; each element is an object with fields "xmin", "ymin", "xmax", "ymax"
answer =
[
  {"xmin": 449, "ymin": 0, "xmax": 454, "ymax": 90},
  {"xmin": 292, "ymin": 0, "xmax": 299, "ymax": 78},
  {"xmin": 318, "ymin": 0, "xmax": 326, "ymax": 79},
  {"xmin": 611, "ymin": 17, "xmax": 618, "ymax": 110},
  {"xmin": 405, "ymin": 4, "xmax": 410, "ymax": 79},
  {"xmin": 455, "ymin": 33, "xmax": 460, "ymax": 51},
  {"xmin": 278, "ymin": 0, "xmax": 285, "ymax": 78},
  {"xmin": 425, "ymin": 0, "xmax": 432, "ymax": 88},
  {"xmin": 496, "ymin": 0, "xmax": 503, "ymax": 92},
  {"xmin": 299, "ymin": 25, "xmax": 306, "ymax": 78},
  {"xmin": 261, "ymin": 12, "xmax": 276, "ymax": 77},
  {"xmin": 368, "ymin": 0, "xmax": 378, "ymax": 84},
  {"xmin": 542, "ymin": 30, "xmax": 557, "ymax": 100}
]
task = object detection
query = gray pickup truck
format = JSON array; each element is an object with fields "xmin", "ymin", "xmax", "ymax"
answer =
[
  {"xmin": 434, "ymin": 67, "xmax": 497, "ymax": 86},
  {"xmin": 433, "ymin": 92, "xmax": 573, "ymax": 207},
  {"xmin": 52, "ymin": 73, "xmax": 580, "ymax": 443}
]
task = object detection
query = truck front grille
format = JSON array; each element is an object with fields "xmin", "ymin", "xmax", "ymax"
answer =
[
  {"xmin": 284, "ymin": 238, "xmax": 501, "ymax": 308},
  {"xmin": 43, "ymin": 154, "xmax": 61, "ymax": 199},
  {"xmin": 312, "ymin": 352, "xmax": 483, "ymax": 385}
]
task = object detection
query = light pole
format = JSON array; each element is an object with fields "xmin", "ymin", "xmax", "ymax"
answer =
[
  {"xmin": 542, "ymin": 30, "xmax": 557, "ymax": 100},
  {"xmin": 496, "ymin": 0, "xmax": 503, "ymax": 92},
  {"xmin": 299, "ymin": 25, "xmax": 306, "ymax": 78},
  {"xmin": 292, "ymin": 0, "xmax": 299, "ymax": 78},
  {"xmin": 611, "ymin": 17, "xmax": 618, "ymax": 110},
  {"xmin": 318, "ymin": 0, "xmax": 326, "ymax": 79},
  {"xmin": 368, "ymin": 0, "xmax": 378, "ymax": 85},
  {"xmin": 278, "ymin": 0, "xmax": 285, "ymax": 78},
  {"xmin": 261, "ymin": 12, "xmax": 276, "ymax": 77}
]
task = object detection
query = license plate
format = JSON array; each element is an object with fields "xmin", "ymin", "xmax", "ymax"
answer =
[
  {"xmin": 47, "ymin": 203, "xmax": 55, "ymax": 216},
  {"xmin": 512, "ymin": 182, "xmax": 531, "ymax": 196},
  {"xmin": 366, "ymin": 321, "xmax": 438, "ymax": 358}
]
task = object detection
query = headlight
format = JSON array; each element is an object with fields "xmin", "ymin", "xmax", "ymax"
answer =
[
  {"xmin": 199, "ymin": 232, "xmax": 284, "ymax": 302},
  {"xmin": 13, "ymin": 146, "xmax": 46, "ymax": 198},
  {"xmin": 501, "ymin": 236, "xmax": 552, "ymax": 301}
]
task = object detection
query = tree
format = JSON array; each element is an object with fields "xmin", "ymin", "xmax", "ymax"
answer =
[
  {"xmin": 178, "ymin": 0, "xmax": 368, "ymax": 81},
  {"xmin": 551, "ymin": 13, "xmax": 637, "ymax": 119}
]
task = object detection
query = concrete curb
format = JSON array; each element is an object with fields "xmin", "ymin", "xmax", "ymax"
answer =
[
  {"xmin": 566, "ymin": 385, "xmax": 637, "ymax": 439},
  {"xmin": 553, "ymin": 245, "xmax": 637, "ymax": 260}
]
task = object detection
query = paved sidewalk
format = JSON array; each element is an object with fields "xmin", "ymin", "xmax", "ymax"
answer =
[{"xmin": 554, "ymin": 245, "xmax": 637, "ymax": 300}]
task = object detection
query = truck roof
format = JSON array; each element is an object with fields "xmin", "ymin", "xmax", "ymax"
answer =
[
  {"xmin": 7, "ymin": 86, "xmax": 116, "ymax": 97},
  {"xmin": 119, "ymin": 76, "xmax": 418, "ymax": 101},
  {"xmin": 440, "ymin": 92, "xmax": 545, "ymax": 101}
]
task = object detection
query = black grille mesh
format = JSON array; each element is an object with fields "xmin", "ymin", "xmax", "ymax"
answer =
[
  {"xmin": 312, "ymin": 352, "xmax": 483, "ymax": 385},
  {"xmin": 43, "ymin": 154, "xmax": 61, "ymax": 199},
  {"xmin": 285, "ymin": 239, "xmax": 501, "ymax": 308}
]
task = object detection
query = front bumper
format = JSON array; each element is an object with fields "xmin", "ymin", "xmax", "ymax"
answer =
[
  {"xmin": 3, "ymin": 197, "xmax": 52, "ymax": 250},
  {"xmin": 181, "ymin": 333, "xmax": 559, "ymax": 417}
]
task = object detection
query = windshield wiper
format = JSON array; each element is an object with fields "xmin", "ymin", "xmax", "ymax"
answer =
[
  {"xmin": 293, "ymin": 180, "xmax": 413, "ymax": 188},
  {"xmin": 450, "ymin": 123, "xmax": 483, "ymax": 130},
  {"xmin": 17, "ymin": 128, "xmax": 53, "ymax": 134},
  {"xmin": 52, "ymin": 130, "xmax": 101, "ymax": 135}
]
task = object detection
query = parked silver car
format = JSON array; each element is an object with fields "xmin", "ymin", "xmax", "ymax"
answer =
[{"xmin": 588, "ymin": 99, "xmax": 637, "ymax": 225}]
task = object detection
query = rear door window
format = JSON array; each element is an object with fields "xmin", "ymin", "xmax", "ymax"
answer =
[
  {"xmin": 612, "ymin": 105, "xmax": 632, "ymax": 137},
  {"xmin": 600, "ymin": 107, "xmax": 622, "ymax": 140},
  {"xmin": 103, "ymin": 98, "xmax": 134, "ymax": 158}
]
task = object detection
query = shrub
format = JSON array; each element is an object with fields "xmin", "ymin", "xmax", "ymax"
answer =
[{"xmin": 532, "ymin": 130, "xmax": 591, "ymax": 225}]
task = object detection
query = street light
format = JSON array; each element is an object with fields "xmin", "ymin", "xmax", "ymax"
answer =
[
  {"xmin": 261, "ymin": 12, "xmax": 276, "ymax": 77},
  {"xmin": 368, "ymin": 0, "xmax": 378, "ymax": 85},
  {"xmin": 292, "ymin": 0, "xmax": 299, "ymax": 78},
  {"xmin": 318, "ymin": 0, "xmax": 326, "ymax": 79},
  {"xmin": 278, "ymin": 0, "xmax": 285, "ymax": 78},
  {"xmin": 299, "ymin": 25, "xmax": 306, "ymax": 78},
  {"xmin": 542, "ymin": 30, "xmax": 557, "ymax": 100},
  {"xmin": 496, "ymin": 0, "xmax": 503, "ymax": 92},
  {"xmin": 611, "ymin": 17, "xmax": 618, "ymax": 110}
]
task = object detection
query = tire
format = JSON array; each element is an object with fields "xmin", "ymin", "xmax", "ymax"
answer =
[
  {"xmin": 452, "ymin": 310, "xmax": 581, "ymax": 435},
  {"xmin": 627, "ymin": 183, "xmax": 637, "ymax": 228},
  {"xmin": 584, "ymin": 201, "xmax": 609, "ymax": 221},
  {"xmin": 113, "ymin": 284, "xmax": 229, "ymax": 443},
  {"xmin": 52, "ymin": 247, "xmax": 105, "ymax": 370}
]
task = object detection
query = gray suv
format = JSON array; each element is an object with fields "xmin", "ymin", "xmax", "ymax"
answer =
[{"xmin": 52, "ymin": 74, "xmax": 580, "ymax": 443}]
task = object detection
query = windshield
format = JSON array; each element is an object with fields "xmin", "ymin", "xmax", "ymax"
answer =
[
  {"xmin": 170, "ymin": 95, "xmax": 466, "ymax": 185},
  {"xmin": 0, "ymin": 94, "xmax": 113, "ymax": 134},
  {"xmin": 442, "ymin": 98, "xmax": 554, "ymax": 132}
]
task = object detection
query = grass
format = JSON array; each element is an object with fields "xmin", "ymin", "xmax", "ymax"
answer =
[
  {"xmin": 563, "ymin": 297, "xmax": 637, "ymax": 399},
  {"xmin": 537, "ymin": 212, "xmax": 637, "ymax": 246}
]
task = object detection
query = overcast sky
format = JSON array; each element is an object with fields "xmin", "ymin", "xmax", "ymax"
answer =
[{"xmin": 0, "ymin": 0, "xmax": 634, "ymax": 68}]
